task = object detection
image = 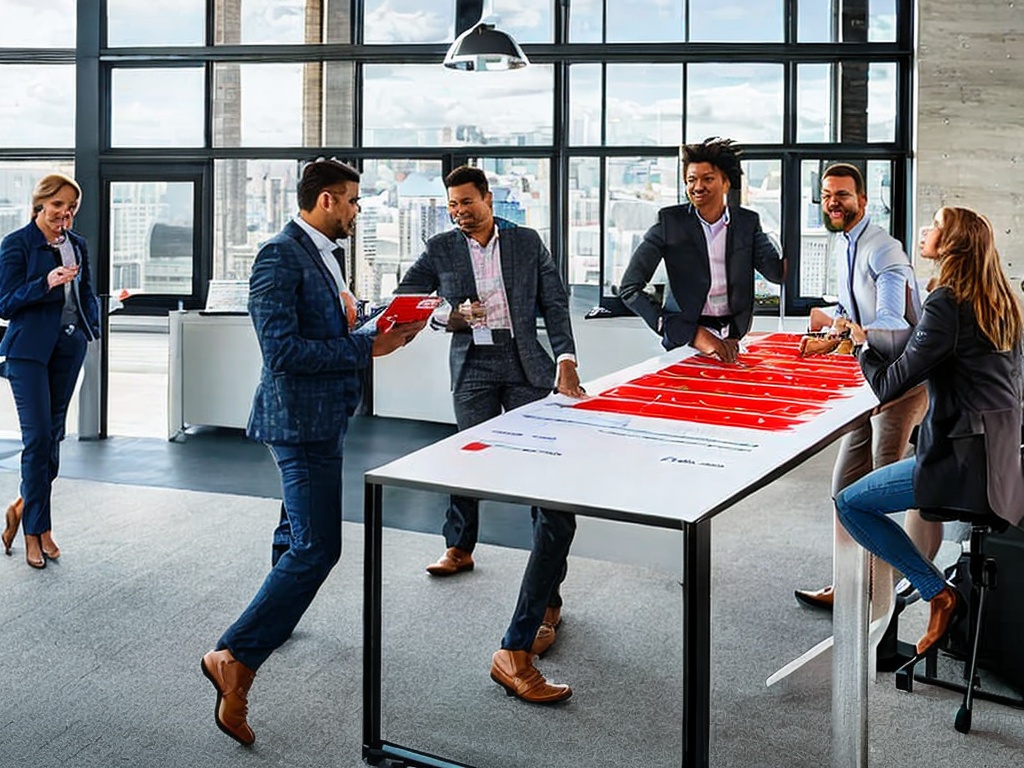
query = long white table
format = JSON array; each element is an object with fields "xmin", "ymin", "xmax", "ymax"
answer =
[{"xmin": 362, "ymin": 335, "xmax": 879, "ymax": 767}]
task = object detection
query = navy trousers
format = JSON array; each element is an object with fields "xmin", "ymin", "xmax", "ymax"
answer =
[
  {"xmin": 4, "ymin": 328, "xmax": 87, "ymax": 536},
  {"xmin": 219, "ymin": 435, "xmax": 344, "ymax": 671}
]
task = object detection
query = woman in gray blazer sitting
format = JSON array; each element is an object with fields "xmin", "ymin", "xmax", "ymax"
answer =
[{"xmin": 835, "ymin": 205, "xmax": 1024, "ymax": 662}]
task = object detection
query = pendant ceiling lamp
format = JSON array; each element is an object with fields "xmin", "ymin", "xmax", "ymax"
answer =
[{"xmin": 443, "ymin": 0, "xmax": 529, "ymax": 72}]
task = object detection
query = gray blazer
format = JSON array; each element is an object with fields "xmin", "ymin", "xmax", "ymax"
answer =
[
  {"xmin": 860, "ymin": 287, "xmax": 1024, "ymax": 527},
  {"xmin": 397, "ymin": 219, "xmax": 576, "ymax": 391}
]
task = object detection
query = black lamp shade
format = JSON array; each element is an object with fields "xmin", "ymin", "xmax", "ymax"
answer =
[{"xmin": 443, "ymin": 23, "xmax": 529, "ymax": 72}]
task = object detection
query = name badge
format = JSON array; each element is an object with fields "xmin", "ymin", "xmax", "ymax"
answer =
[{"xmin": 472, "ymin": 327, "xmax": 494, "ymax": 346}]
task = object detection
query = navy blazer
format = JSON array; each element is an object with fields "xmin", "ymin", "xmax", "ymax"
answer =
[
  {"xmin": 246, "ymin": 220, "xmax": 374, "ymax": 445},
  {"xmin": 0, "ymin": 220, "xmax": 101, "ymax": 364},
  {"xmin": 860, "ymin": 287, "xmax": 1024, "ymax": 527},
  {"xmin": 396, "ymin": 219, "xmax": 576, "ymax": 391},
  {"xmin": 619, "ymin": 203, "xmax": 784, "ymax": 350}
]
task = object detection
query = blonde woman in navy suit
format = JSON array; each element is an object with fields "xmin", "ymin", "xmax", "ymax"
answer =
[{"xmin": 0, "ymin": 174, "xmax": 100, "ymax": 569}]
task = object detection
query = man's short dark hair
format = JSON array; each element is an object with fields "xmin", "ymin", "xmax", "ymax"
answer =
[
  {"xmin": 445, "ymin": 165, "xmax": 489, "ymax": 198},
  {"xmin": 821, "ymin": 163, "xmax": 866, "ymax": 197},
  {"xmin": 681, "ymin": 137, "xmax": 743, "ymax": 189},
  {"xmin": 297, "ymin": 159, "xmax": 360, "ymax": 212}
]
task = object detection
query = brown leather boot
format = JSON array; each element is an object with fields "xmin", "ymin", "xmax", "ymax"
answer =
[
  {"xmin": 201, "ymin": 649, "xmax": 256, "ymax": 745},
  {"xmin": 490, "ymin": 649, "xmax": 572, "ymax": 704},
  {"xmin": 916, "ymin": 585, "xmax": 961, "ymax": 655},
  {"xmin": 530, "ymin": 606, "xmax": 563, "ymax": 656},
  {"xmin": 2, "ymin": 497, "xmax": 23, "ymax": 556},
  {"xmin": 425, "ymin": 546, "xmax": 474, "ymax": 576},
  {"xmin": 793, "ymin": 585, "xmax": 834, "ymax": 611}
]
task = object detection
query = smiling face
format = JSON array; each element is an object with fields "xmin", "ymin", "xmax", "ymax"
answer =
[
  {"xmin": 447, "ymin": 181, "xmax": 495, "ymax": 243},
  {"xmin": 820, "ymin": 174, "xmax": 866, "ymax": 233},
  {"xmin": 34, "ymin": 184, "xmax": 79, "ymax": 242},
  {"xmin": 684, "ymin": 162, "xmax": 729, "ymax": 220}
]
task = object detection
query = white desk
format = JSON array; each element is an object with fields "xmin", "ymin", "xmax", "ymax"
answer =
[{"xmin": 362, "ymin": 335, "xmax": 878, "ymax": 767}]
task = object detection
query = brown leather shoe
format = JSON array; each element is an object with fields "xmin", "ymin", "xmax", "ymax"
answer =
[
  {"xmin": 530, "ymin": 606, "xmax": 564, "ymax": 656},
  {"xmin": 2, "ymin": 497, "xmax": 23, "ymax": 556},
  {"xmin": 490, "ymin": 649, "xmax": 572, "ymax": 704},
  {"xmin": 201, "ymin": 649, "xmax": 256, "ymax": 745},
  {"xmin": 425, "ymin": 546, "xmax": 474, "ymax": 576},
  {"xmin": 794, "ymin": 585, "xmax": 834, "ymax": 612},
  {"xmin": 40, "ymin": 530, "xmax": 60, "ymax": 560},
  {"xmin": 916, "ymin": 585, "xmax": 962, "ymax": 655}
]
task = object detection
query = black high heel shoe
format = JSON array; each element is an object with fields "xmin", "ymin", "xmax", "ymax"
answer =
[
  {"xmin": 2, "ymin": 497, "xmax": 23, "ymax": 556},
  {"xmin": 23, "ymin": 534, "xmax": 46, "ymax": 569}
]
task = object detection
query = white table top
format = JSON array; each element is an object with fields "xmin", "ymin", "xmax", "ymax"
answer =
[{"xmin": 366, "ymin": 334, "xmax": 879, "ymax": 528}]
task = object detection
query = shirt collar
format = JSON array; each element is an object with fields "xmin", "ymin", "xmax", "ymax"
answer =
[
  {"xmin": 844, "ymin": 214, "xmax": 870, "ymax": 245},
  {"xmin": 293, "ymin": 214, "xmax": 345, "ymax": 256},
  {"xmin": 696, "ymin": 205, "xmax": 730, "ymax": 231}
]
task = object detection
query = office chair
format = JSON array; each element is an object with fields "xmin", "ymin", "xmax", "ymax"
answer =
[{"xmin": 894, "ymin": 508, "xmax": 1014, "ymax": 734}]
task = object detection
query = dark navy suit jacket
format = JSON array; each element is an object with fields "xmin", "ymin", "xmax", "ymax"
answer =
[
  {"xmin": 246, "ymin": 220, "xmax": 374, "ymax": 445},
  {"xmin": 396, "ymin": 219, "xmax": 575, "ymax": 391},
  {"xmin": 619, "ymin": 203, "xmax": 784, "ymax": 350},
  {"xmin": 0, "ymin": 220, "xmax": 101, "ymax": 364}
]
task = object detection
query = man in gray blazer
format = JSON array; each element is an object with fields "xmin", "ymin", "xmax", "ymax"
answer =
[
  {"xmin": 397, "ymin": 165, "xmax": 584, "ymax": 703},
  {"xmin": 794, "ymin": 163, "xmax": 932, "ymax": 611},
  {"xmin": 619, "ymin": 137, "xmax": 785, "ymax": 362}
]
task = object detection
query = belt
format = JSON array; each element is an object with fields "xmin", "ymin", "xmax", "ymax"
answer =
[
  {"xmin": 489, "ymin": 328, "xmax": 513, "ymax": 343},
  {"xmin": 698, "ymin": 314, "xmax": 732, "ymax": 332},
  {"xmin": 62, "ymin": 323, "xmax": 77, "ymax": 336}
]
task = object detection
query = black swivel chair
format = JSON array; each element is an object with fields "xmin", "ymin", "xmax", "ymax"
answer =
[{"xmin": 893, "ymin": 507, "xmax": 1020, "ymax": 734}]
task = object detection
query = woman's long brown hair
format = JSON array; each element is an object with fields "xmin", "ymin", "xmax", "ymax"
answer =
[{"xmin": 935, "ymin": 206, "xmax": 1023, "ymax": 352}]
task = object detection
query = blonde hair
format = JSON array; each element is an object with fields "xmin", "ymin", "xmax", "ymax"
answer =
[
  {"xmin": 31, "ymin": 173, "xmax": 81, "ymax": 218},
  {"xmin": 934, "ymin": 206, "xmax": 1023, "ymax": 352}
]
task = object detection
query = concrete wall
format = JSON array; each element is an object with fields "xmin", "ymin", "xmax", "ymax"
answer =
[{"xmin": 916, "ymin": 0, "xmax": 1024, "ymax": 288}]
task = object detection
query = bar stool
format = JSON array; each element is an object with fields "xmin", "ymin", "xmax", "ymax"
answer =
[{"xmin": 893, "ymin": 508, "xmax": 1010, "ymax": 734}]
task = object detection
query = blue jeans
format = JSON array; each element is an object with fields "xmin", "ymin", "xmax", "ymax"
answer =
[
  {"xmin": 834, "ymin": 457, "xmax": 947, "ymax": 601},
  {"xmin": 219, "ymin": 437, "xmax": 344, "ymax": 671},
  {"xmin": 4, "ymin": 329, "xmax": 88, "ymax": 535}
]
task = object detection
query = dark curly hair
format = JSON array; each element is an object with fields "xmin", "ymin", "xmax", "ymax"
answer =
[{"xmin": 681, "ymin": 137, "xmax": 743, "ymax": 189}]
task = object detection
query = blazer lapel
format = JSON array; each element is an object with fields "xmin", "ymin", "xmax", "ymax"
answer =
[
  {"xmin": 285, "ymin": 221, "xmax": 342, "ymax": 310},
  {"xmin": 686, "ymin": 206, "xmax": 712, "ymax": 284},
  {"xmin": 498, "ymin": 228, "xmax": 516, "ymax": 309},
  {"xmin": 451, "ymin": 231, "xmax": 479, "ymax": 301}
]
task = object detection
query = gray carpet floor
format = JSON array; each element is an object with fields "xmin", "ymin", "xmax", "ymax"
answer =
[{"xmin": 1, "ymin": 449, "xmax": 1023, "ymax": 768}]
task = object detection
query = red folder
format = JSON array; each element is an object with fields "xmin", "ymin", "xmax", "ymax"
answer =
[{"xmin": 376, "ymin": 294, "xmax": 443, "ymax": 332}]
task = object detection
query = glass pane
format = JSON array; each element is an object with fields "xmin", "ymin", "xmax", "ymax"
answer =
[
  {"xmin": 568, "ymin": 0, "xmax": 602, "ymax": 43},
  {"xmin": 213, "ymin": 159, "xmax": 301, "ymax": 282},
  {"xmin": 0, "ymin": 160, "xmax": 76, "ymax": 241},
  {"xmin": 797, "ymin": 160, "xmax": 834, "ymax": 300},
  {"xmin": 606, "ymin": 64, "xmax": 682, "ymax": 146},
  {"xmin": 110, "ymin": 181, "xmax": 195, "ymax": 297},
  {"xmin": 363, "ymin": 0, "xmax": 452, "ymax": 43},
  {"xmin": 741, "ymin": 159, "xmax": 782, "ymax": 310},
  {"xmin": 212, "ymin": 63, "xmax": 307, "ymax": 147},
  {"xmin": 0, "ymin": 0, "xmax": 75, "ymax": 47},
  {"xmin": 797, "ymin": 63, "xmax": 833, "ymax": 143},
  {"xmin": 607, "ymin": 0, "xmax": 684, "ymax": 42},
  {"xmin": 355, "ymin": 159, "xmax": 448, "ymax": 304},
  {"xmin": 868, "ymin": 0, "xmax": 897, "ymax": 42},
  {"xmin": 865, "ymin": 159, "xmax": 892, "ymax": 233},
  {"xmin": 689, "ymin": 0, "xmax": 783, "ymax": 42},
  {"xmin": 0, "ymin": 65, "xmax": 75, "ymax": 148},
  {"xmin": 110, "ymin": 68, "xmax": 205, "ymax": 148},
  {"xmin": 604, "ymin": 156, "xmax": 682, "ymax": 298},
  {"xmin": 867, "ymin": 62, "xmax": 896, "ymax": 143},
  {"xmin": 567, "ymin": 156, "xmax": 601, "ymax": 286},
  {"xmin": 213, "ymin": 0, "xmax": 308, "ymax": 45},
  {"xmin": 798, "ymin": 0, "xmax": 833, "ymax": 43},
  {"xmin": 492, "ymin": 0, "xmax": 553, "ymax": 44},
  {"xmin": 363, "ymin": 65, "xmax": 553, "ymax": 147},
  {"xmin": 686, "ymin": 63, "xmax": 783, "ymax": 144},
  {"xmin": 569, "ymin": 64, "xmax": 602, "ymax": 145},
  {"xmin": 107, "ymin": 0, "xmax": 204, "ymax": 47}
]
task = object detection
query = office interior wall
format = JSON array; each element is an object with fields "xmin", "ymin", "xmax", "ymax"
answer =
[{"xmin": 916, "ymin": 0, "xmax": 1024, "ymax": 291}]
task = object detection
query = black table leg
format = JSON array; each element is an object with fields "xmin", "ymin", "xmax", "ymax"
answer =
[
  {"xmin": 682, "ymin": 519, "xmax": 711, "ymax": 767},
  {"xmin": 363, "ymin": 480, "xmax": 385, "ymax": 764}
]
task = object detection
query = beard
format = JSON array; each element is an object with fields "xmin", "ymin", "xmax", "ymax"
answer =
[{"xmin": 822, "ymin": 207, "xmax": 856, "ymax": 233}]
